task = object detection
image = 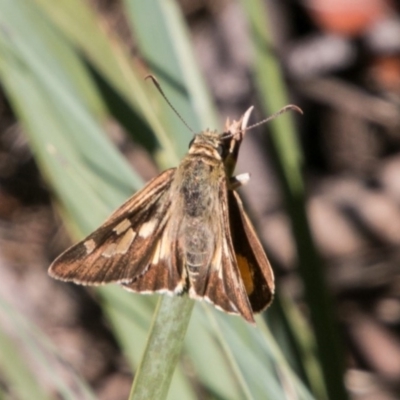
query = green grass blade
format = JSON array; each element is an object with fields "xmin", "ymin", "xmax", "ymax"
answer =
[
  {"xmin": 0, "ymin": 323, "xmax": 51, "ymax": 400},
  {"xmin": 124, "ymin": 0, "xmax": 218, "ymax": 157},
  {"xmin": 0, "ymin": 297, "xmax": 97, "ymax": 400},
  {"xmin": 128, "ymin": 296, "xmax": 195, "ymax": 400},
  {"xmin": 201, "ymin": 308, "xmax": 317, "ymax": 400},
  {"xmin": 35, "ymin": 0, "xmax": 180, "ymax": 168},
  {"xmin": 0, "ymin": 0, "xmax": 148, "ymax": 364},
  {"xmin": 99, "ymin": 288, "xmax": 197, "ymax": 400},
  {"xmin": 185, "ymin": 311, "xmax": 245, "ymax": 400}
]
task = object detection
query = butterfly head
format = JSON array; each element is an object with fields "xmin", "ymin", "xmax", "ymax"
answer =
[
  {"xmin": 188, "ymin": 107, "xmax": 255, "ymax": 164},
  {"xmin": 188, "ymin": 130, "xmax": 231, "ymax": 161}
]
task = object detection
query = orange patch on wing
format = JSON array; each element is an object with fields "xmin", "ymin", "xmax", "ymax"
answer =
[{"xmin": 236, "ymin": 254, "xmax": 254, "ymax": 295}]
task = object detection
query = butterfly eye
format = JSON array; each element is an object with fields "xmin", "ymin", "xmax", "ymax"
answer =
[{"xmin": 217, "ymin": 144, "xmax": 228, "ymax": 158}]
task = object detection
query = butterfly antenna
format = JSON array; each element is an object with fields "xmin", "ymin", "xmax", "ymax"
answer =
[
  {"xmin": 245, "ymin": 104, "xmax": 303, "ymax": 131},
  {"xmin": 145, "ymin": 75, "xmax": 195, "ymax": 134}
]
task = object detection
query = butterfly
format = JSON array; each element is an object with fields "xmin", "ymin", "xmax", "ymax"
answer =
[{"xmin": 49, "ymin": 105, "xmax": 299, "ymax": 323}]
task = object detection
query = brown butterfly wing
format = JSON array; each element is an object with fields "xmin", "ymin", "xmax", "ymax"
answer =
[
  {"xmin": 187, "ymin": 180, "xmax": 255, "ymax": 323},
  {"xmin": 48, "ymin": 169, "xmax": 176, "ymax": 285},
  {"xmin": 228, "ymin": 190, "xmax": 275, "ymax": 313}
]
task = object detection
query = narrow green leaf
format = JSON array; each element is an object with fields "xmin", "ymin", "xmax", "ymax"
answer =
[
  {"xmin": 185, "ymin": 310, "xmax": 245, "ymax": 400},
  {"xmin": 35, "ymin": 0, "xmax": 181, "ymax": 168},
  {"xmin": 129, "ymin": 296, "xmax": 195, "ymax": 400},
  {"xmin": 0, "ymin": 0, "xmax": 150, "ymax": 379},
  {"xmin": 124, "ymin": 0, "xmax": 218, "ymax": 158},
  {"xmin": 203, "ymin": 308, "xmax": 317, "ymax": 400},
  {"xmin": 0, "ymin": 326, "xmax": 51, "ymax": 400},
  {"xmin": 0, "ymin": 297, "xmax": 97, "ymax": 400}
]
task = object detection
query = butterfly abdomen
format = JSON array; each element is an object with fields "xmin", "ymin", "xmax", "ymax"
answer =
[
  {"xmin": 173, "ymin": 155, "xmax": 222, "ymax": 277},
  {"xmin": 183, "ymin": 221, "xmax": 213, "ymax": 271}
]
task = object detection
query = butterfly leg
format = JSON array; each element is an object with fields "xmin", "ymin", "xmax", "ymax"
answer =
[{"xmin": 228, "ymin": 173, "xmax": 250, "ymax": 190}]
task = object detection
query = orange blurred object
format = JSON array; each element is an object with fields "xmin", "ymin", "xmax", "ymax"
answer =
[
  {"xmin": 370, "ymin": 55, "xmax": 400, "ymax": 93},
  {"xmin": 304, "ymin": 0, "xmax": 394, "ymax": 37}
]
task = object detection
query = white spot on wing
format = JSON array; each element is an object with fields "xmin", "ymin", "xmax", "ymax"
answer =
[
  {"xmin": 116, "ymin": 228, "xmax": 136, "ymax": 254},
  {"xmin": 229, "ymin": 300, "xmax": 239, "ymax": 312},
  {"xmin": 151, "ymin": 240, "xmax": 161, "ymax": 265},
  {"xmin": 84, "ymin": 239, "xmax": 96, "ymax": 254},
  {"xmin": 101, "ymin": 228, "xmax": 136, "ymax": 258},
  {"xmin": 159, "ymin": 233, "xmax": 171, "ymax": 259},
  {"xmin": 139, "ymin": 220, "xmax": 157, "ymax": 238},
  {"xmin": 211, "ymin": 243, "xmax": 222, "ymax": 272},
  {"xmin": 113, "ymin": 219, "xmax": 131, "ymax": 235},
  {"xmin": 102, "ymin": 243, "xmax": 116, "ymax": 258}
]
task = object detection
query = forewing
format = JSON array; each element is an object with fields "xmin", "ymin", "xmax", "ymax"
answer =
[
  {"xmin": 228, "ymin": 190, "xmax": 275, "ymax": 313},
  {"xmin": 189, "ymin": 180, "xmax": 255, "ymax": 323},
  {"xmin": 48, "ymin": 168, "xmax": 176, "ymax": 285}
]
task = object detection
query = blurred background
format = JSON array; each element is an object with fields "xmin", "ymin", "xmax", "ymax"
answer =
[{"xmin": 0, "ymin": 0, "xmax": 400, "ymax": 399}]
